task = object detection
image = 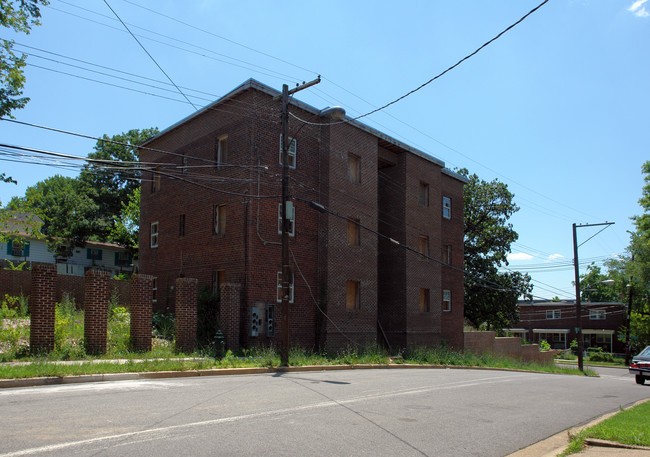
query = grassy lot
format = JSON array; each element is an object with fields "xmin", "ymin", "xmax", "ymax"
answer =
[
  {"xmin": 561, "ymin": 401, "xmax": 650, "ymax": 455},
  {"xmin": 1, "ymin": 293, "xmax": 597, "ymax": 380}
]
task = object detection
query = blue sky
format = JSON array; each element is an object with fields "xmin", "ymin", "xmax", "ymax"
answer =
[{"xmin": 1, "ymin": 0, "xmax": 648, "ymax": 299}]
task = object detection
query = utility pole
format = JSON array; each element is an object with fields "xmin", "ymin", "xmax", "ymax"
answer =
[
  {"xmin": 280, "ymin": 77, "xmax": 320, "ymax": 367},
  {"xmin": 573, "ymin": 221, "xmax": 614, "ymax": 372},
  {"xmin": 625, "ymin": 258, "xmax": 634, "ymax": 365}
]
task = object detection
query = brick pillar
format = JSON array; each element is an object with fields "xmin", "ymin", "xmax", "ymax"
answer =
[
  {"xmin": 220, "ymin": 283, "xmax": 241, "ymax": 351},
  {"xmin": 175, "ymin": 277, "xmax": 198, "ymax": 353},
  {"xmin": 84, "ymin": 270, "xmax": 111, "ymax": 355},
  {"xmin": 130, "ymin": 274, "xmax": 154, "ymax": 352},
  {"xmin": 30, "ymin": 264, "xmax": 57, "ymax": 353}
]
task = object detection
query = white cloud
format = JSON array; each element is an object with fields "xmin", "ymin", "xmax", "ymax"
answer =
[
  {"xmin": 629, "ymin": 0, "xmax": 650, "ymax": 17},
  {"xmin": 508, "ymin": 252, "xmax": 534, "ymax": 261},
  {"xmin": 548, "ymin": 254, "xmax": 564, "ymax": 260}
]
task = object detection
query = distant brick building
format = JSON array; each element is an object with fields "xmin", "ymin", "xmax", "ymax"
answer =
[
  {"xmin": 507, "ymin": 300, "xmax": 626, "ymax": 353},
  {"xmin": 139, "ymin": 79, "xmax": 467, "ymax": 352}
]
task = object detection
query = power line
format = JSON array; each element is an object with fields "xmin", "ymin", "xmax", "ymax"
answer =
[
  {"xmin": 352, "ymin": 0, "xmax": 550, "ymax": 121},
  {"xmin": 103, "ymin": 0, "xmax": 198, "ymax": 110}
]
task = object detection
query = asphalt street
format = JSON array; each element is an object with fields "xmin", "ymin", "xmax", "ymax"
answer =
[{"xmin": 1, "ymin": 367, "xmax": 648, "ymax": 457}]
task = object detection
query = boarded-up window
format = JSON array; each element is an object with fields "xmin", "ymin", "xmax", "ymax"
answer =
[
  {"xmin": 420, "ymin": 288, "xmax": 430, "ymax": 312},
  {"xmin": 346, "ymin": 280, "xmax": 360, "ymax": 311},
  {"xmin": 418, "ymin": 235, "xmax": 429, "ymax": 259},
  {"xmin": 348, "ymin": 154, "xmax": 361, "ymax": 183},
  {"xmin": 347, "ymin": 217, "xmax": 360, "ymax": 246},
  {"xmin": 419, "ymin": 182, "xmax": 429, "ymax": 207}
]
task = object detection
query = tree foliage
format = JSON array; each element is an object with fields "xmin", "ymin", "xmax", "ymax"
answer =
[
  {"xmin": 0, "ymin": 0, "xmax": 48, "ymax": 118},
  {"xmin": 579, "ymin": 263, "xmax": 619, "ymax": 302},
  {"xmin": 79, "ymin": 128, "xmax": 158, "ymax": 237},
  {"xmin": 8, "ymin": 175, "xmax": 104, "ymax": 257},
  {"xmin": 459, "ymin": 168, "xmax": 533, "ymax": 330},
  {"xmin": 110, "ymin": 187, "xmax": 140, "ymax": 258}
]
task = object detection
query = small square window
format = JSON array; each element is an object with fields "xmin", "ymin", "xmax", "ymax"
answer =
[
  {"xmin": 278, "ymin": 201, "xmax": 295, "ymax": 237},
  {"xmin": 346, "ymin": 280, "xmax": 360, "ymax": 311},
  {"xmin": 277, "ymin": 270, "xmax": 295, "ymax": 303},
  {"xmin": 442, "ymin": 290, "xmax": 451, "ymax": 312},
  {"xmin": 179, "ymin": 214, "xmax": 185, "ymax": 237},
  {"xmin": 214, "ymin": 204, "xmax": 226, "ymax": 235},
  {"xmin": 279, "ymin": 135, "xmax": 296, "ymax": 169},
  {"xmin": 420, "ymin": 288, "xmax": 430, "ymax": 312},
  {"xmin": 418, "ymin": 235, "xmax": 429, "ymax": 259},
  {"xmin": 348, "ymin": 154, "xmax": 361, "ymax": 183},
  {"xmin": 86, "ymin": 248, "xmax": 102, "ymax": 261},
  {"xmin": 216, "ymin": 135, "xmax": 228, "ymax": 168},
  {"xmin": 347, "ymin": 217, "xmax": 360, "ymax": 246},
  {"xmin": 150, "ymin": 222, "xmax": 159, "ymax": 248},
  {"xmin": 8, "ymin": 240, "xmax": 30, "ymax": 257},
  {"xmin": 419, "ymin": 182, "xmax": 429, "ymax": 207},
  {"xmin": 442, "ymin": 197, "xmax": 451, "ymax": 219}
]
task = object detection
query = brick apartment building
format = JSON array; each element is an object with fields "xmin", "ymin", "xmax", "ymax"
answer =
[
  {"xmin": 138, "ymin": 79, "xmax": 467, "ymax": 352},
  {"xmin": 507, "ymin": 300, "xmax": 627, "ymax": 353}
]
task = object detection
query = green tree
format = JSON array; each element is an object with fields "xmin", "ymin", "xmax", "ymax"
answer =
[
  {"xmin": 579, "ymin": 263, "xmax": 619, "ymax": 302},
  {"xmin": 8, "ymin": 175, "xmax": 104, "ymax": 257},
  {"xmin": 0, "ymin": 0, "xmax": 49, "ymax": 118},
  {"xmin": 459, "ymin": 168, "xmax": 534, "ymax": 330},
  {"xmin": 78, "ymin": 128, "xmax": 158, "ymax": 238},
  {"xmin": 110, "ymin": 187, "xmax": 140, "ymax": 258}
]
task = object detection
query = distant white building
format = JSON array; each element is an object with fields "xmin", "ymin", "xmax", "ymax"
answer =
[{"xmin": 1, "ymin": 213, "xmax": 134, "ymax": 276}]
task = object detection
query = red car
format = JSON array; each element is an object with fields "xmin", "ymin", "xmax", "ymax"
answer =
[{"xmin": 629, "ymin": 346, "xmax": 650, "ymax": 385}]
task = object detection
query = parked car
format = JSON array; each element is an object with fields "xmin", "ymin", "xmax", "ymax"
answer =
[{"xmin": 629, "ymin": 345, "xmax": 650, "ymax": 385}]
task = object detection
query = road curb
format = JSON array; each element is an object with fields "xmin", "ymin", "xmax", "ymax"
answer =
[{"xmin": 0, "ymin": 362, "xmax": 585, "ymax": 389}]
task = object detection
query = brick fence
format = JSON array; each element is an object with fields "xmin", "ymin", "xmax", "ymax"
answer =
[
  {"xmin": 464, "ymin": 331, "xmax": 554, "ymax": 364},
  {"xmin": 0, "ymin": 269, "xmax": 130, "ymax": 309}
]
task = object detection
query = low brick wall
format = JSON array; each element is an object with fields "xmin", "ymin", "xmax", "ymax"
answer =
[{"xmin": 464, "ymin": 331, "xmax": 554, "ymax": 365}]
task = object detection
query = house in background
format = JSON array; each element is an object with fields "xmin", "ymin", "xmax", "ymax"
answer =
[
  {"xmin": 507, "ymin": 300, "xmax": 626, "ymax": 353},
  {"xmin": 138, "ymin": 78, "xmax": 467, "ymax": 352},
  {"xmin": 1, "ymin": 213, "xmax": 134, "ymax": 276}
]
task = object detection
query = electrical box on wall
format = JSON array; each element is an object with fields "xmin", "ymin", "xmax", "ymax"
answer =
[
  {"xmin": 266, "ymin": 304, "xmax": 275, "ymax": 337},
  {"xmin": 250, "ymin": 307, "xmax": 261, "ymax": 337}
]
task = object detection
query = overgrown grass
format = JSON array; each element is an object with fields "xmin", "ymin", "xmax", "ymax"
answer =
[
  {"xmin": 0, "ymin": 342, "xmax": 598, "ymax": 380},
  {"xmin": 561, "ymin": 401, "xmax": 650, "ymax": 455}
]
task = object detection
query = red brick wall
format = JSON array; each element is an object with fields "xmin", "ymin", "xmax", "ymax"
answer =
[
  {"xmin": 175, "ymin": 277, "xmax": 198, "ymax": 352},
  {"xmin": 130, "ymin": 274, "xmax": 153, "ymax": 351},
  {"xmin": 29, "ymin": 264, "xmax": 56, "ymax": 353},
  {"xmin": 440, "ymin": 172, "xmax": 465, "ymax": 349},
  {"xmin": 220, "ymin": 283, "xmax": 241, "ymax": 351},
  {"xmin": 84, "ymin": 270, "xmax": 111, "ymax": 355}
]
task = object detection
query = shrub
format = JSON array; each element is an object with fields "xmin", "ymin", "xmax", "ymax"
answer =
[
  {"xmin": 539, "ymin": 339, "xmax": 551, "ymax": 351},
  {"xmin": 107, "ymin": 306, "xmax": 131, "ymax": 355},
  {"xmin": 153, "ymin": 312, "xmax": 175, "ymax": 339}
]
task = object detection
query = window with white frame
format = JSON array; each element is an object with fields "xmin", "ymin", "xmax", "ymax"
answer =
[
  {"xmin": 442, "ymin": 196, "xmax": 451, "ymax": 219},
  {"xmin": 216, "ymin": 134, "xmax": 228, "ymax": 168},
  {"xmin": 442, "ymin": 290, "xmax": 451, "ymax": 312},
  {"xmin": 546, "ymin": 309, "xmax": 561, "ymax": 319},
  {"xmin": 150, "ymin": 222, "xmax": 159, "ymax": 248},
  {"xmin": 276, "ymin": 269, "xmax": 294, "ymax": 303},
  {"xmin": 589, "ymin": 309, "xmax": 606, "ymax": 320},
  {"xmin": 278, "ymin": 201, "xmax": 295, "ymax": 237},
  {"xmin": 279, "ymin": 135, "xmax": 296, "ymax": 169}
]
